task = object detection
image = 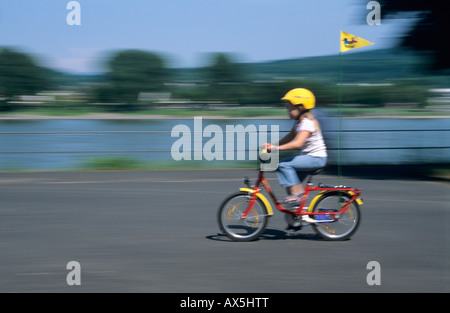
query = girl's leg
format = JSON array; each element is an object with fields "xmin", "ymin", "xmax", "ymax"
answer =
[
  {"xmin": 276, "ymin": 155, "xmax": 327, "ymax": 198},
  {"xmin": 276, "ymin": 157, "xmax": 299, "ymax": 190}
]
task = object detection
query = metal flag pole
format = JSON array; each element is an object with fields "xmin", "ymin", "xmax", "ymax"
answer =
[{"xmin": 337, "ymin": 50, "xmax": 344, "ymax": 186}]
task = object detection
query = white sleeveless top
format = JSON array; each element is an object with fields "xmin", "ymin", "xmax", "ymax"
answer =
[{"xmin": 295, "ymin": 118, "xmax": 327, "ymax": 158}]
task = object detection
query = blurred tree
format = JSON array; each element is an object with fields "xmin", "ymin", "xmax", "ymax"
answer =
[
  {"xmin": 99, "ymin": 50, "xmax": 168, "ymax": 108},
  {"xmin": 0, "ymin": 48, "xmax": 49, "ymax": 110},
  {"xmin": 373, "ymin": 1, "xmax": 450, "ymax": 71},
  {"xmin": 238, "ymin": 82, "xmax": 283, "ymax": 105},
  {"xmin": 207, "ymin": 53, "xmax": 243, "ymax": 85},
  {"xmin": 205, "ymin": 53, "xmax": 244, "ymax": 102}
]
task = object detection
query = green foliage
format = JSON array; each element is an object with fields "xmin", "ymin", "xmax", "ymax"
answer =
[
  {"xmin": 206, "ymin": 53, "xmax": 244, "ymax": 84},
  {"xmin": 340, "ymin": 85, "xmax": 386, "ymax": 107},
  {"xmin": 0, "ymin": 46, "xmax": 446, "ymax": 115},
  {"xmin": 204, "ymin": 53, "xmax": 245, "ymax": 102},
  {"xmin": 237, "ymin": 82, "xmax": 284, "ymax": 105},
  {"xmin": 167, "ymin": 49, "xmax": 437, "ymax": 109},
  {"xmin": 79, "ymin": 156, "xmax": 148, "ymax": 170},
  {"xmin": 245, "ymin": 48, "xmax": 424, "ymax": 82},
  {"xmin": 383, "ymin": 78, "xmax": 429, "ymax": 108},
  {"xmin": 236, "ymin": 79, "xmax": 336, "ymax": 106},
  {"xmin": 77, "ymin": 156, "xmax": 257, "ymax": 171},
  {"xmin": 0, "ymin": 48, "xmax": 50, "ymax": 110},
  {"xmin": 96, "ymin": 50, "xmax": 168, "ymax": 109}
]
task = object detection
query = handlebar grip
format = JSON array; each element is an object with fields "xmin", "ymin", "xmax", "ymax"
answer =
[{"xmin": 259, "ymin": 148, "xmax": 271, "ymax": 162}]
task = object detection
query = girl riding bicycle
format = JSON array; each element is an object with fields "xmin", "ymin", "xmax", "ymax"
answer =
[
  {"xmin": 267, "ymin": 88, "xmax": 327, "ymax": 204},
  {"xmin": 218, "ymin": 90, "xmax": 362, "ymax": 241}
]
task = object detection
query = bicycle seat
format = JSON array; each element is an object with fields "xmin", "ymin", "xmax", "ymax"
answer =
[
  {"xmin": 301, "ymin": 168, "xmax": 323, "ymax": 184},
  {"xmin": 302, "ymin": 168, "xmax": 323, "ymax": 176}
]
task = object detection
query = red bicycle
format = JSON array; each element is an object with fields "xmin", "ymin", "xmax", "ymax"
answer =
[{"xmin": 217, "ymin": 151, "xmax": 363, "ymax": 242}]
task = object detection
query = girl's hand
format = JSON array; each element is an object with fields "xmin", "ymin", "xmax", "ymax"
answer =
[{"xmin": 262, "ymin": 143, "xmax": 278, "ymax": 153}]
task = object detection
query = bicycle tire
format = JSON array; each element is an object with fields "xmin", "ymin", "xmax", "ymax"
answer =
[
  {"xmin": 310, "ymin": 191, "xmax": 361, "ymax": 241},
  {"xmin": 217, "ymin": 191, "xmax": 269, "ymax": 242}
]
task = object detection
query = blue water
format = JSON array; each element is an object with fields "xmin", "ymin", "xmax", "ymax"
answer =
[{"xmin": 0, "ymin": 117, "xmax": 448, "ymax": 170}]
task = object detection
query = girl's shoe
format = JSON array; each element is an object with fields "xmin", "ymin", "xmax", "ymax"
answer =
[{"xmin": 282, "ymin": 193, "xmax": 305, "ymax": 204}]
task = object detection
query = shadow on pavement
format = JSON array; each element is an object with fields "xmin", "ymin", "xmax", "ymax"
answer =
[{"xmin": 206, "ymin": 228, "xmax": 325, "ymax": 242}]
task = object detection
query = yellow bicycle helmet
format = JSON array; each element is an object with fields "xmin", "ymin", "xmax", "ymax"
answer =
[{"xmin": 281, "ymin": 88, "xmax": 316, "ymax": 109}]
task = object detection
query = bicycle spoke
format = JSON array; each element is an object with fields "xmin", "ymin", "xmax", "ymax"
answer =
[
  {"xmin": 218, "ymin": 193, "xmax": 269, "ymax": 241},
  {"xmin": 311, "ymin": 192, "xmax": 361, "ymax": 241}
]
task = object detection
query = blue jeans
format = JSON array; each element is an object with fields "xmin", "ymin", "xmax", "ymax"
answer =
[{"xmin": 276, "ymin": 155, "xmax": 327, "ymax": 187}]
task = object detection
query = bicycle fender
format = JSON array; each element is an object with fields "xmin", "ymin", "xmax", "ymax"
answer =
[
  {"xmin": 239, "ymin": 188, "xmax": 274, "ymax": 216},
  {"xmin": 308, "ymin": 191, "xmax": 328, "ymax": 212},
  {"xmin": 348, "ymin": 190, "xmax": 364, "ymax": 205},
  {"xmin": 309, "ymin": 190, "xmax": 364, "ymax": 211}
]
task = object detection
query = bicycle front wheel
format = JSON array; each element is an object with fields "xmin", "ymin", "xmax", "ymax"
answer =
[
  {"xmin": 311, "ymin": 191, "xmax": 361, "ymax": 241},
  {"xmin": 217, "ymin": 192, "xmax": 269, "ymax": 242}
]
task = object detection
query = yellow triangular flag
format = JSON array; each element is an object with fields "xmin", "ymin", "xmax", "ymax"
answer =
[{"xmin": 340, "ymin": 31, "xmax": 374, "ymax": 52}]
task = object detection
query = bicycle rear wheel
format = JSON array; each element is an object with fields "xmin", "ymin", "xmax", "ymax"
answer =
[
  {"xmin": 310, "ymin": 191, "xmax": 361, "ymax": 241},
  {"xmin": 217, "ymin": 192, "xmax": 269, "ymax": 242}
]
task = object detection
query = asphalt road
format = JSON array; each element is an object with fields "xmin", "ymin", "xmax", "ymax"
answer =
[{"xmin": 0, "ymin": 169, "xmax": 448, "ymax": 293}]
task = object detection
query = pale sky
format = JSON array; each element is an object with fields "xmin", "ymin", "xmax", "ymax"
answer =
[{"xmin": 0, "ymin": 0, "xmax": 412, "ymax": 73}]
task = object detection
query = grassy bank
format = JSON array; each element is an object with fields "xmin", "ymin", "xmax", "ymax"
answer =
[
  {"xmin": 0, "ymin": 107, "xmax": 286, "ymax": 119},
  {"xmin": 1, "ymin": 106, "xmax": 449, "ymax": 119},
  {"xmin": 77, "ymin": 156, "xmax": 258, "ymax": 171}
]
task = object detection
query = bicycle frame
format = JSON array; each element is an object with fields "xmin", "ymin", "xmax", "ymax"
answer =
[{"xmin": 241, "ymin": 169, "xmax": 363, "ymax": 221}]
